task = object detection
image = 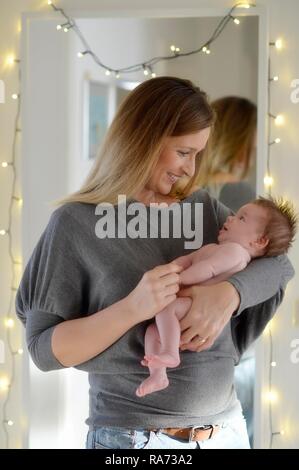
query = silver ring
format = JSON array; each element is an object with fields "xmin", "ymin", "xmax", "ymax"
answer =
[{"xmin": 197, "ymin": 336, "xmax": 207, "ymax": 344}]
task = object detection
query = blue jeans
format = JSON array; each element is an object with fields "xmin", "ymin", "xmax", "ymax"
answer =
[{"xmin": 86, "ymin": 415, "xmax": 250, "ymax": 449}]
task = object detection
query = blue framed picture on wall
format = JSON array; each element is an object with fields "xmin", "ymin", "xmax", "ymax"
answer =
[{"xmin": 83, "ymin": 80, "xmax": 109, "ymax": 160}]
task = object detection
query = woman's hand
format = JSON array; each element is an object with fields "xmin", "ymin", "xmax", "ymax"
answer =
[
  {"xmin": 177, "ymin": 281, "xmax": 240, "ymax": 352},
  {"xmin": 127, "ymin": 262, "xmax": 184, "ymax": 322}
]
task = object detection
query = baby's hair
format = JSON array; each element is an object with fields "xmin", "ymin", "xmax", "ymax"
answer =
[{"xmin": 253, "ymin": 196, "xmax": 298, "ymax": 256}]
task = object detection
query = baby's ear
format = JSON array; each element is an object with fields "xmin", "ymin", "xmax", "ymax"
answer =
[{"xmin": 254, "ymin": 235, "xmax": 269, "ymax": 251}]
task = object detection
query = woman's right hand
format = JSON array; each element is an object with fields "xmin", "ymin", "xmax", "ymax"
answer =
[{"xmin": 127, "ymin": 262, "xmax": 184, "ymax": 322}]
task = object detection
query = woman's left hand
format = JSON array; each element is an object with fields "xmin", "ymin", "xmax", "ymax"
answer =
[{"xmin": 177, "ymin": 281, "xmax": 240, "ymax": 352}]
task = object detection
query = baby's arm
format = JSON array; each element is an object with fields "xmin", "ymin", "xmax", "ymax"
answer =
[
  {"xmin": 174, "ymin": 252, "xmax": 196, "ymax": 270},
  {"xmin": 174, "ymin": 244, "xmax": 218, "ymax": 270},
  {"xmin": 180, "ymin": 243, "xmax": 248, "ymax": 285}
]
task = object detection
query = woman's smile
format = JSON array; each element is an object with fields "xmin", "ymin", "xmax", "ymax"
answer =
[{"xmin": 166, "ymin": 172, "xmax": 181, "ymax": 184}]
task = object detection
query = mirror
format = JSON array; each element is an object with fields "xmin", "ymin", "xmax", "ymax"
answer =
[{"xmin": 20, "ymin": 12, "xmax": 259, "ymax": 449}]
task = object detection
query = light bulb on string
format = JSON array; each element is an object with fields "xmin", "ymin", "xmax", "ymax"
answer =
[
  {"xmin": 170, "ymin": 45, "xmax": 176, "ymax": 52},
  {"xmin": 264, "ymin": 175, "xmax": 274, "ymax": 188},
  {"xmin": 4, "ymin": 318, "xmax": 15, "ymax": 329},
  {"xmin": 0, "ymin": 229, "xmax": 8, "ymax": 236},
  {"xmin": 269, "ymin": 137, "xmax": 281, "ymax": 145},
  {"xmin": 275, "ymin": 114, "xmax": 284, "ymax": 126},
  {"xmin": 271, "ymin": 361, "xmax": 277, "ymax": 367},
  {"xmin": 13, "ymin": 196, "xmax": 23, "ymax": 206},
  {"xmin": 275, "ymin": 38, "xmax": 283, "ymax": 49},
  {"xmin": 265, "ymin": 390, "xmax": 278, "ymax": 404},
  {"xmin": 2, "ymin": 162, "xmax": 13, "ymax": 168},
  {"xmin": 148, "ymin": 66, "xmax": 156, "ymax": 78},
  {"xmin": 6, "ymin": 56, "xmax": 16, "ymax": 66},
  {"xmin": 270, "ymin": 38, "xmax": 283, "ymax": 50},
  {"xmin": 272, "ymin": 429, "xmax": 285, "ymax": 437},
  {"xmin": 105, "ymin": 70, "xmax": 111, "ymax": 76},
  {"xmin": 270, "ymin": 75, "xmax": 279, "ymax": 82},
  {"xmin": 13, "ymin": 260, "xmax": 22, "ymax": 265},
  {"xmin": 57, "ymin": 22, "xmax": 73, "ymax": 33},
  {"xmin": 4, "ymin": 420, "xmax": 14, "ymax": 427},
  {"xmin": 0, "ymin": 376, "xmax": 10, "ymax": 392},
  {"xmin": 115, "ymin": 71, "xmax": 121, "ymax": 79},
  {"xmin": 12, "ymin": 94, "xmax": 19, "ymax": 100},
  {"xmin": 269, "ymin": 113, "xmax": 284, "ymax": 126},
  {"xmin": 143, "ymin": 65, "xmax": 149, "ymax": 76},
  {"xmin": 202, "ymin": 45, "xmax": 211, "ymax": 54},
  {"xmin": 236, "ymin": 3, "xmax": 251, "ymax": 8},
  {"xmin": 13, "ymin": 348, "xmax": 24, "ymax": 356},
  {"xmin": 232, "ymin": 16, "xmax": 240, "ymax": 25}
]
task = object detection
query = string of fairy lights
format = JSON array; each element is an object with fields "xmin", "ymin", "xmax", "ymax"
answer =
[
  {"xmin": 0, "ymin": 0, "xmax": 291, "ymax": 449},
  {"xmin": 265, "ymin": 38, "xmax": 287, "ymax": 449},
  {"xmin": 0, "ymin": 52, "xmax": 23, "ymax": 449},
  {"xmin": 47, "ymin": 0, "xmax": 249, "ymax": 77}
]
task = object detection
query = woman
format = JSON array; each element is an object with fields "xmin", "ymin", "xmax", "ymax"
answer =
[{"xmin": 15, "ymin": 77, "xmax": 294, "ymax": 449}]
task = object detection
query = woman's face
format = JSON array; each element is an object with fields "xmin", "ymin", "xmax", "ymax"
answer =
[{"xmin": 146, "ymin": 128, "xmax": 211, "ymax": 196}]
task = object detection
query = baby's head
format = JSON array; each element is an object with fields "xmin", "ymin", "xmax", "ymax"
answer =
[{"xmin": 218, "ymin": 196, "xmax": 298, "ymax": 258}]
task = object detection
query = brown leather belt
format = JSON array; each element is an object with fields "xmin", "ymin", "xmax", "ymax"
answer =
[{"xmin": 150, "ymin": 425, "xmax": 220, "ymax": 442}]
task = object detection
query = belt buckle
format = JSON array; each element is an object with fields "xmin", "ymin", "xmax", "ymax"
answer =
[
  {"xmin": 189, "ymin": 427, "xmax": 199, "ymax": 443},
  {"xmin": 189, "ymin": 425, "xmax": 215, "ymax": 442}
]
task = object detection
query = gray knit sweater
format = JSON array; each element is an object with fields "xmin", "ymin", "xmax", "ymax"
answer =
[{"xmin": 15, "ymin": 190, "xmax": 294, "ymax": 429}]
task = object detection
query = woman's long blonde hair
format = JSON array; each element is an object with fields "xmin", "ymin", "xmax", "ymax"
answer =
[
  {"xmin": 196, "ymin": 96, "xmax": 257, "ymax": 188},
  {"xmin": 54, "ymin": 76, "xmax": 214, "ymax": 207}
]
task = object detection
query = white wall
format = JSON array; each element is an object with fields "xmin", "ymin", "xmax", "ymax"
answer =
[{"xmin": 0, "ymin": 0, "xmax": 298, "ymax": 450}]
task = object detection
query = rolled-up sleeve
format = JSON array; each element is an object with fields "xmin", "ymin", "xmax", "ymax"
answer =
[
  {"xmin": 15, "ymin": 207, "xmax": 89, "ymax": 371},
  {"xmin": 228, "ymin": 254, "xmax": 294, "ymax": 315}
]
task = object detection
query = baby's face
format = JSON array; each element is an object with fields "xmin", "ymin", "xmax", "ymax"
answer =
[{"xmin": 218, "ymin": 203, "xmax": 268, "ymax": 248}]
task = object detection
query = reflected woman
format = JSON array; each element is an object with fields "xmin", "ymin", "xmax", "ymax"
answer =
[{"xmin": 197, "ymin": 96, "xmax": 257, "ymax": 211}]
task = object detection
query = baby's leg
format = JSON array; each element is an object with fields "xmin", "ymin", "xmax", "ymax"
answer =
[
  {"xmin": 136, "ymin": 323, "xmax": 169, "ymax": 397},
  {"xmin": 144, "ymin": 297, "xmax": 192, "ymax": 368}
]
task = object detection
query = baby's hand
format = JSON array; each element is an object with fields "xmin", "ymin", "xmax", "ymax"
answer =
[{"xmin": 174, "ymin": 255, "xmax": 193, "ymax": 271}]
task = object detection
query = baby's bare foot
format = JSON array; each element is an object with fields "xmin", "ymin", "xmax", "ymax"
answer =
[
  {"xmin": 144, "ymin": 353, "xmax": 180, "ymax": 368},
  {"xmin": 136, "ymin": 375, "xmax": 169, "ymax": 397}
]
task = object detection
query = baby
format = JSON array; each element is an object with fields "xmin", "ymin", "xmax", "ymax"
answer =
[{"xmin": 136, "ymin": 196, "xmax": 297, "ymax": 397}]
